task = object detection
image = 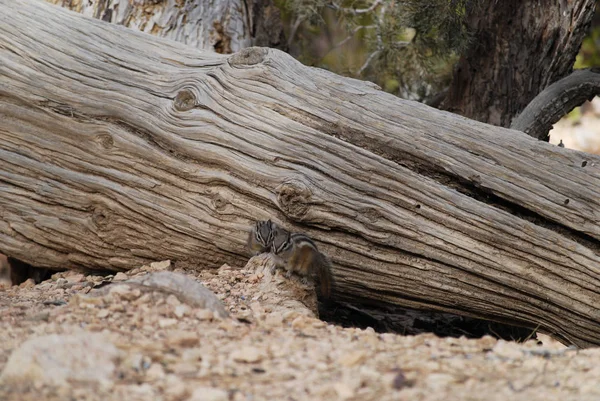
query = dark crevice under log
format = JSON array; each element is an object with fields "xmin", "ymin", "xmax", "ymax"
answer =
[{"xmin": 2, "ymin": 0, "xmax": 600, "ymax": 348}]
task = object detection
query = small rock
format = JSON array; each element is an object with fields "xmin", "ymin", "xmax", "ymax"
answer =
[
  {"xmin": 124, "ymin": 353, "xmax": 144, "ymax": 372},
  {"xmin": 333, "ymin": 382, "xmax": 355, "ymax": 400},
  {"xmin": 250, "ymin": 302, "xmax": 265, "ymax": 314},
  {"xmin": 312, "ymin": 320, "xmax": 327, "ymax": 328},
  {"xmin": 187, "ymin": 387, "xmax": 228, "ymax": 401},
  {"xmin": 150, "ymin": 260, "xmax": 171, "ymax": 271},
  {"xmin": 136, "ymin": 293, "xmax": 153, "ymax": 304},
  {"xmin": 116, "ymin": 383, "xmax": 156, "ymax": 398},
  {"xmin": 164, "ymin": 374, "xmax": 188, "ymax": 400},
  {"xmin": 126, "ymin": 288, "xmax": 142, "ymax": 300},
  {"xmin": 291, "ymin": 316, "xmax": 310, "ymax": 330},
  {"xmin": 113, "ymin": 272, "xmax": 129, "ymax": 281},
  {"xmin": 390, "ymin": 368, "xmax": 411, "ymax": 390},
  {"xmin": 125, "ymin": 271, "xmax": 228, "ymax": 318},
  {"xmin": 424, "ymin": 373, "xmax": 456, "ymax": 391},
  {"xmin": 181, "ymin": 348, "xmax": 204, "ymax": 362},
  {"xmin": 218, "ymin": 264, "xmax": 233, "ymax": 272},
  {"xmin": 174, "ymin": 304, "xmax": 190, "ymax": 318},
  {"xmin": 166, "ymin": 294, "xmax": 181, "ymax": 306},
  {"xmin": 158, "ymin": 318, "xmax": 178, "ymax": 328},
  {"xmin": 97, "ymin": 309, "xmax": 110, "ymax": 319},
  {"xmin": 168, "ymin": 331, "xmax": 200, "ymax": 348},
  {"xmin": 232, "ymin": 391, "xmax": 247, "ymax": 401},
  {"xmin": 235, "ymin": 310, "xmax": 253, "ymax": 322},
  {"xmin": 492, "ymin": 340, "xmax": 523, "ymax": 360},
  {"xmin": 263, "ymin": 313, "xmax": 283, "ymax": 327},
  {"xmin": 146, "ymin": 363, "xmax": 165, "ymax": 381},
  {"xmin": 338, "ymin": 350, "xmax": 367, "ymax": 367},
  {"xmin": 108, "ymin": 285, "xmax": 141, "ymax": 301},
  {"xmin": 195, "ymin": 309, "xmax": 214, "ymax": 321},
  {"xmin": 172, "ymin": 362, "xmax": 198, "ymax": 376},
  {"xmin": 25, "ymin": 312, "xmax": 50, "ymax": 322},
  {"xmin": 231, "ymin": 346, "xmax": 263, "ymax": 363},
  {"xmin": 109, "ymin": 284, "xmax": 132, "ymax": 296},
  {"xmin": 66, "ymin": 273, "xmax": 85, "ymax": 284},
  {"xmin": 218, "ymin": 320, "xmax": 237, "ymax": 332},
  {"xmin": 109, "ymin": 303, "xmax": 126, "ymax": 312},
  {"xmin": 19, "ymin": 278, "xmax": 36, "ymax": 289},
  {"xmin": 76, "ymin": 295, "xmax": 104, "ymax": 306}
]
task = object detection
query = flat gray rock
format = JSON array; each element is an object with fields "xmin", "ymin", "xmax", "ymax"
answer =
[{"xmin": 0, "ymin": 332, "xmax": 120, "ymax": 388}]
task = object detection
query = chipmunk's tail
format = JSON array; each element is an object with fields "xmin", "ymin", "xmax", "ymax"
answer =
[{"xmin": 315, "ymin": 252, "xmax": 333, "ymax": 300}]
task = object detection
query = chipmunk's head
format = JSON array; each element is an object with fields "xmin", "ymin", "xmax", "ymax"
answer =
[
  {"xmin": 271, "ymin": 225, "xmax": 292, "ymax": 255},
  {"xmin": 254, "ymin": 219, "xmax": 275, "ymax": 247}
]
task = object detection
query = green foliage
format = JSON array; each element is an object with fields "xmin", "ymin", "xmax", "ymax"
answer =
[
  {"xmin": 280, "ymin": 0, "xmax": 480, "ymax": 101},
  {"xmin": 575, "ymin": 23, "xmax": 600, "ymax": 68},
  {"xmin": 563, "ymin": 2, "xmax": 599, "ymax": 124}
]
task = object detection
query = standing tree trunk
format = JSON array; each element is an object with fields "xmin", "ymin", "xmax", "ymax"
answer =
[
  {"xmin": 441, "ymin": 0, "xmax": 597, "ymax": 128},
  {"xmin": 46, "ymin": 0, "xmax": 286, "ymax": 53}
]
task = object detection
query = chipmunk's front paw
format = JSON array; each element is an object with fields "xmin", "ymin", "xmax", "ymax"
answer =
[
  {"xmin": 300, "ymin": 277, "xmax": 310, "ymax": 286},
  {"xmin": 284, "ymin": 270, "xmax": 293, "ymax": 279}
]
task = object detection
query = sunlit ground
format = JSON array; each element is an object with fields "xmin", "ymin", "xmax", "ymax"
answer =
[{"xmin": 549, "ymin": 96, "xmax": 600, "ymax": 154}]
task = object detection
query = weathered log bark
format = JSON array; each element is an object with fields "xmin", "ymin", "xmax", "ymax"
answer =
[
  {"xmin": 441, "ymin": 0, "xmax": 596, "ymax": 128},
  {"xmin": 510, "ymin": 68, "xmax": 600, "ymax": 141},
  {"xmin": 46, "ymin": 0, "xmax": 286, "ymax": 53},
  {"xmin": 2, "ymin": 0, "xmax": 600, "ymax": 347}
]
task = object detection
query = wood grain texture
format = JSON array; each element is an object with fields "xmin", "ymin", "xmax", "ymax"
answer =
[
  {"xmin": 46, "ymin": 0, "xmax": 251, "ymax": 53},
  {"xmin": 2, "ymin": 0, "xmax": 600, "ymax": 347}
]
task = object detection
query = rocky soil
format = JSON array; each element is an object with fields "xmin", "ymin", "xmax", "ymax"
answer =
[{"xmin": 1, "ymin": 255, "xmax": 599, "ymax": 401}]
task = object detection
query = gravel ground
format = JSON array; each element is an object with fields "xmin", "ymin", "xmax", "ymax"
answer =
[{"xmin": 1, "ymin": 257, "xmax": 598, "ymax": 401}]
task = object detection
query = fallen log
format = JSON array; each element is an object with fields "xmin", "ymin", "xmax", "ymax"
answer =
[{"xmin": 1, "ymin": 0, "xmax": 600, "ymax": 347}]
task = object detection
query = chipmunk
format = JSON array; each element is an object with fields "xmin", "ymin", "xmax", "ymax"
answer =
[
  {"xmin": 247, "ymin": 219, "xmax": 276, "ymax": 256},
  {"xmin": 270, "ymin": 225, "xmax": 333, "ymax": 299}
]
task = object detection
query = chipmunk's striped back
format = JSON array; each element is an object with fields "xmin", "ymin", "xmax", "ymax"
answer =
[{"xmin": 271, "ymin": 227, "xmax": 332, "ymax": 299}]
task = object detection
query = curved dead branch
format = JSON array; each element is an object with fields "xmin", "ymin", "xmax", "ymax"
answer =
[{"xmin": 511, "ymin": 68, "xmax": 600, "ymax": 141}]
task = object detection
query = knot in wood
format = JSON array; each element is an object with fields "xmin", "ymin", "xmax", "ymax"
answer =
[
  {"xmin": 92, "ymin": 206, "xmax": 110, "ymax": 229},
  {"xmin": 95, "ymin": 134, "xmax": 113, "ymax": 149},
  {"xmin": 276, "ymin": 179, "xmax": 312, "ymax": 220},
  {"xmin": 211, "ymin": 193, "xmax": 228, "ymax": 211},
  {"xmin": 228, "ymin": 47, "xmax": 267, "ymax": 67},
  {"xmin": 174, "ymin": 89, "xmax": 197, "ymax": 112},
  {"xmin": 360, "ymin": 207, "xmax": 382, "ymax": 223}
]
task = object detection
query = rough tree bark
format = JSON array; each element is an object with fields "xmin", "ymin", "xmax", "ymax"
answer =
[
  {"xmin": 46, "ymin": 0, "xmax": 286, "ymax": 53},
  {"xmin": 2, "ymin": 0, "xmax": 600, "ymax": 348},
  {"xmin": 441, "ymin": 0, "xmax": 597, "ymax": 128}
]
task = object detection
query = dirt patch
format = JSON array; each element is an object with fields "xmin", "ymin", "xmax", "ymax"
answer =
[{"xmin": 0, "ymin": 256, "xmax": 598, "ymax": 401}]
